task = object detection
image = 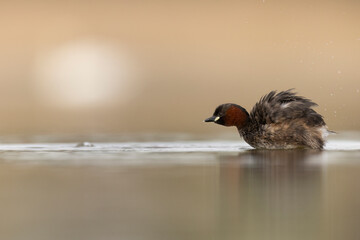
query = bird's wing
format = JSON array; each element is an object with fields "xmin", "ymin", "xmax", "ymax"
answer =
[{"xmin": 249, "ymin": 89, "xmax": 325, "ymax": 126}]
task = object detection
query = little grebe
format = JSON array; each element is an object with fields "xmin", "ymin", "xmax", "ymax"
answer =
[{"xmin": 204, "ymin": 90, "xmax": 331, "ymax": 149}]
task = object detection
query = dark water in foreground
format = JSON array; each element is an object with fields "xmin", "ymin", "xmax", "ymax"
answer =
[{"xmin": 1, "ymin": 135, "xmax": 360, "ymax": 240}]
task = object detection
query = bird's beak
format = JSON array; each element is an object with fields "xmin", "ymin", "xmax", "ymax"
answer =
[{"xmin": 204, "ymin": 116, "xmax": 217, "ymax": 122}]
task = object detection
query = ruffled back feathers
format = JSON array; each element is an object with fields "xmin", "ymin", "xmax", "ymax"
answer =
[{"xmin": 250, "ymin": 89, "xmax": 325, "ymax": 127}]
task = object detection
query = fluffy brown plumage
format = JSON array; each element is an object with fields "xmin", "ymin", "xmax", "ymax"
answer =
[{"xmin": 204, "ymin": 89, "xmax": 331, "ymax": 149}]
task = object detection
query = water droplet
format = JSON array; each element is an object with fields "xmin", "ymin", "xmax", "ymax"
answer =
[
  {"xmin": 330, "ymin": 93, "xmax": 334, "ymax": 96},
  {"xmin": 76, "ymin": 142, "xmax": 94, "ymax": 147},
  {"xmin": 337, "ymin": 70, "xmax": 342, "ymax": 74},
  {"xmin": 356, "ymin": 89, "xmax": 359, "ymax": 93},
  {"xmin": 331, "ymin": 56, "xmax": 335, "ymax": 59}
]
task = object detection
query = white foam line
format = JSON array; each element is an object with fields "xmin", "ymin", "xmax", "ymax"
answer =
[
  {"xmin": 325, "ymin": 140, "xmax": 360, "ymax": 151},
  {"xmin": 0, "ymin": 141, "xmax": 249, "ymax": 153},
  {"xmin": 0, "ymin": 140, "xmax": 359, "ymax": 152}
]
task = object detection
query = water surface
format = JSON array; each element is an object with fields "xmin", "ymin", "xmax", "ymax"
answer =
[{"xmin": 1, "ymin": 134, "xmax": 360, "ymax": 240}]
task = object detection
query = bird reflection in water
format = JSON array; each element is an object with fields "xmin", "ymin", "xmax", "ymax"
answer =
[{"xmin": 216, "ymin": 149, "xmax": 323, "ymax": 240}]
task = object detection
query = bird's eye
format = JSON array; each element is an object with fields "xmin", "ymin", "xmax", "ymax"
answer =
[{"xmin": 214, "ymin": 116, "xmax": 220, "ymax": 121}]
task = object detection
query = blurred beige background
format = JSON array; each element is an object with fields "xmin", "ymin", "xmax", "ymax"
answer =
[{"xmin": 0, "ymin": 1, "xmax": 359, "ymax": 135}]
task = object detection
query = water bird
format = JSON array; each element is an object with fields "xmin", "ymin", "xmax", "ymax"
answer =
[{"xmin": 204, "ymin": 89, "xmax": 331, "ymax": 149}]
